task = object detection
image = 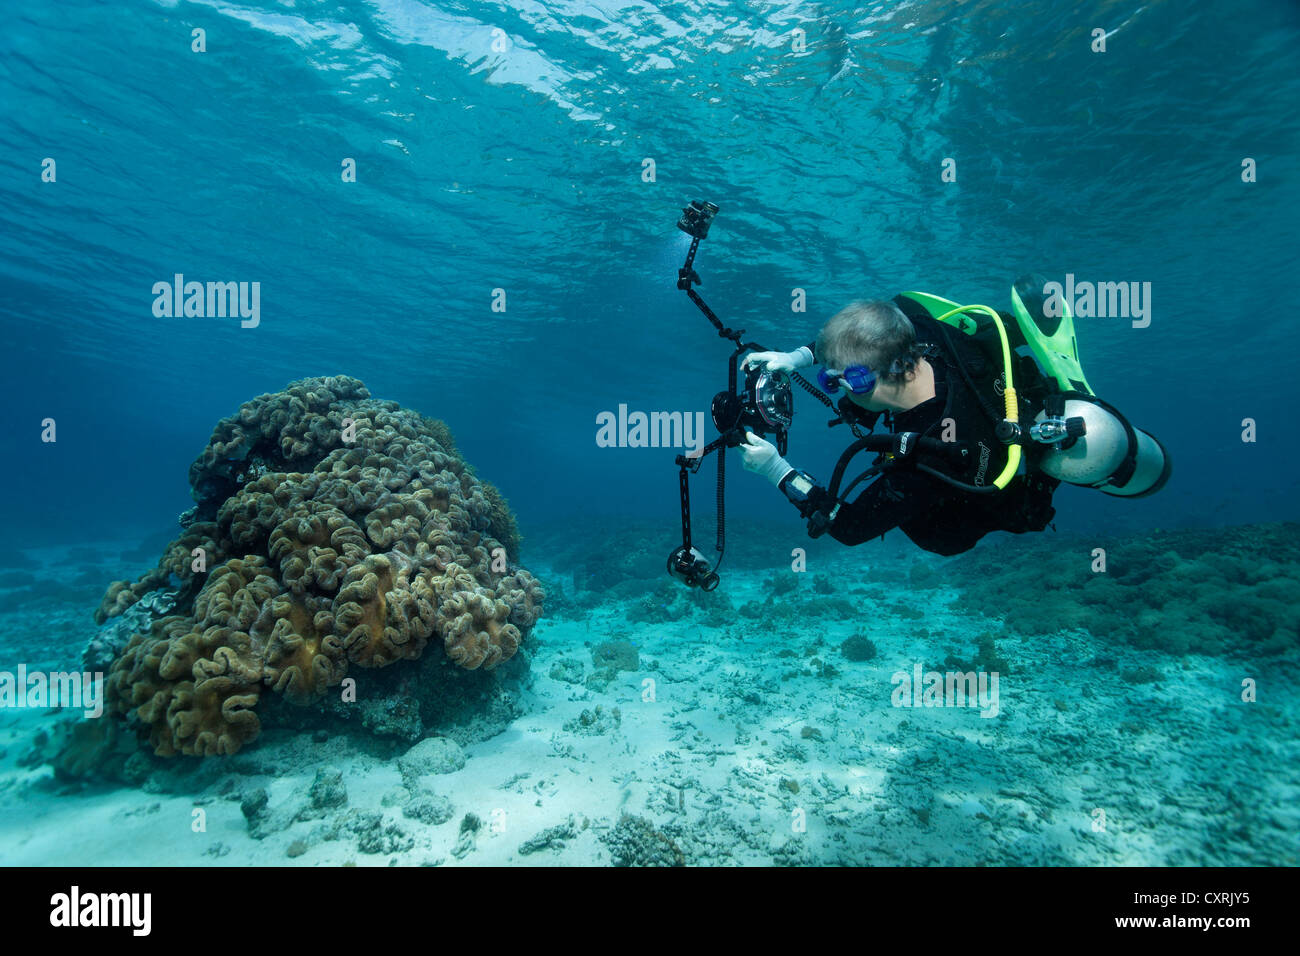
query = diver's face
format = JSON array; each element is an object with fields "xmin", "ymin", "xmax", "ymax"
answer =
[{"xmin": 845, "ymin": 367, "xmax": 920, "ymax": 412}]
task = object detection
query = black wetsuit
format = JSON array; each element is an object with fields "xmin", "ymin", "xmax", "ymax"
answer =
[{"xmin": 806, "ymin": 297, "xmax": 1057, "ymax": 556}]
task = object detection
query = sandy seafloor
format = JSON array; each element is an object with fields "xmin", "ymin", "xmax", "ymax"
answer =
[{"xmin": 1, "ymin": 532, "xmax": 1297, "ymax": 867}]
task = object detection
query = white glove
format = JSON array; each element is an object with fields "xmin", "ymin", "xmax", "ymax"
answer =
[
  {"xmin": 741, "ymin": 346, "xmax": 814, "ymax": 375},
  {"xmin": 739, "ymin": 431, "xmax": 795, "ymax": 487}
]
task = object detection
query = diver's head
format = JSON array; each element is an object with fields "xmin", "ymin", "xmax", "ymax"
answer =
[{"xmin": 816, "ymin": 299, "xmax": 929, "ymax": 412}]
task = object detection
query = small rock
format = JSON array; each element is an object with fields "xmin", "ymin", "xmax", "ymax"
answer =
[
  {"xmin": 122, "ymin": 751, "xmax": 153, "ymax": 786},
  {"xmin": 240, "ymin": 788, "xmax": 269, "ymax": 822},
  {"xmin": 519, "ymin": 818, "xmax": 577, "ymax": 855},
  {"xmin": 403, "ymin": 794, "xmax": 455, "ymax": 826},
  {"xmin": 381, "ymin": 787, "xmax": 412, "ymax": 808},
  {"xmin": 398, "ymin": 737, "xmax": 466, "ymax": 779},
  {"xmin": 548, "ymin": 659, "xmax": 584, "ymax": 684},
  {"xmin": 563, "ymin": 705, "xmax": 621, "ymax": 736},
  {"xmin": 308, "ymin": 767, "xmax": 348, "ymax": 810},
  {"xmin": 452, "ymin": 812, "xmax": 481, "ymax": 859}
]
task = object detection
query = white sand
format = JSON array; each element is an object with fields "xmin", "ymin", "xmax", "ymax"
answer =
[{"xmin": 1, "ymin": 544, "xmax": 1297, "ymax": 866}]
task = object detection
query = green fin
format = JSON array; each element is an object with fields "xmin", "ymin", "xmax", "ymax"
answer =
[{"xmin": 1011, "ymin": 274, "xmax": 1093, "ymax": 395}]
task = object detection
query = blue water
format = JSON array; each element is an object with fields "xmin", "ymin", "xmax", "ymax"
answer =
[
  {"xmin": 3, "ymin": 0, "xmax": 1298, "ymax": 545},
  {"xmin": 0, "ymin": 0, "xmax": 1298, "ymax": 871}
]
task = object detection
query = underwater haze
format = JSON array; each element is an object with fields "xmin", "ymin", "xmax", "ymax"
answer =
[{"xmin": 0, "ymin": 0, "xmax": 1298, "ymax": 871}]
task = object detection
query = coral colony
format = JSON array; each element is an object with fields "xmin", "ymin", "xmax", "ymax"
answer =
[{"xmin": 92, "ymin": 376, "xmax": 544, "ymax": 756}]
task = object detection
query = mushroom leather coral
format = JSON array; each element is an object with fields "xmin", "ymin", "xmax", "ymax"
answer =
[
  {"xmin": 94, "ymin": 524, "xmax": 223, "ymax": 625},
  {"xmin": 100, "ymin": 376, "xmax": 544, "ymax": 756}
]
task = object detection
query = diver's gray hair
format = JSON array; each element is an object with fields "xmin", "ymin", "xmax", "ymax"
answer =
[{"xmin": 816, "ymin": 299, "xmax": 923, "ymax": 384}]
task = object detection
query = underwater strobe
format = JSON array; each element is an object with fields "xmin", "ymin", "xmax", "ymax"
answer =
[{"xmin": 667, "ymin": 545, "xmax": 720, "ymax": 591}]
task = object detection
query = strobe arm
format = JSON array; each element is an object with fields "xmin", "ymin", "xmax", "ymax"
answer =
[{"xmin": 669, "ymin": 436, "xmax": 729, "ymax": 592}]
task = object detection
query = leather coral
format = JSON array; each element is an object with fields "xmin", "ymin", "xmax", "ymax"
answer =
[{"xmin": 98, "ymin": 376, "xmax": 544, "ymax": 756}]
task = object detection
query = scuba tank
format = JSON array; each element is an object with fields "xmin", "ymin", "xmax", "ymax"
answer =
[
  {"xmin": 1030, "ymin": 395, "xmax": 1171, "ymax": 497},
  {"xmin": 898, "ymin": 276, "xmax": 1171, "ymax": 498},
  {"xmin": 1010, "ymin": 275, "xmax": 1171, "ymax": 497}
]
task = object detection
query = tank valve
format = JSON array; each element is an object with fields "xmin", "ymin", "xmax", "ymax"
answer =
[{"xmin": 1030, "ymin": 415, "xmax": 1086, "ymax": 446}]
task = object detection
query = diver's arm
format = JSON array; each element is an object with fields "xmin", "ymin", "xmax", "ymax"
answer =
[
  {"xmin": 821, "ymin": 472, "xmax": 937, "ymax": 545},
  {"xmin": 744, "ymin": 428, "xmax": 945, "ymax": 545},
  {"xmin": 778, "ymin": 467, "xmax": 941, "ymax": 545}
]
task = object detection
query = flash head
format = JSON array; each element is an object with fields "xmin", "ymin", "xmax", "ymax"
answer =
[
  {"xmin": 667, "ymin": 545, "xmax": 720, "ymax": 591},
  {"xmin": 677, "ymin": 200, "xmax": 719, "ymax": 240}
]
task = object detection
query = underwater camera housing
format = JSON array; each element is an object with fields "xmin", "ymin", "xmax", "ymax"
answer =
[{"xmin": 712, "ymin": 364, "xmax": 794, "ymax": 454}]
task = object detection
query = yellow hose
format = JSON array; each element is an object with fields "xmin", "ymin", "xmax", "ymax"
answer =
[{"xmin": 931, "ymin": 304, "xmax": 1021, "ymax": 490}]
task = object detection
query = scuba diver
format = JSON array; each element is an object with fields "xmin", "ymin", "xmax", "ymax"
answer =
[
  {"xmin": 663, "ymin": 200, "xmax": 1169, "ymax": 589},
  {"xmin": 737, "ymin": 285, "xmax": 1172, "ymax": 556}
]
